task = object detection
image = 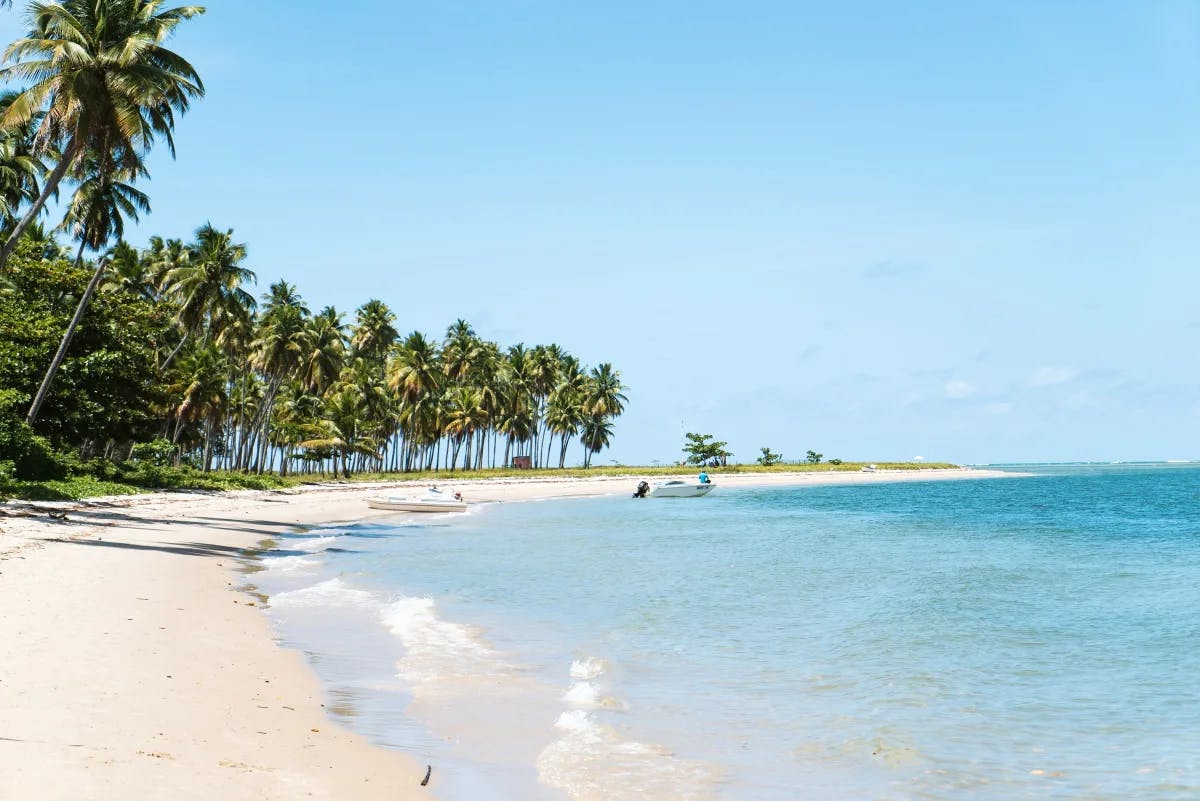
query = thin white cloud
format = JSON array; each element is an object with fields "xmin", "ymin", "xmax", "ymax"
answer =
[
  {"xmin": 985, "ymin": 402, "xmax": 1014, "ymax": 414},
  {"xmin": 1028, "ymin": 366, "xmax": 1077, "ymax": 388},
  {"xmin": 945, "ymin": 380, "xmax": 973, "ymax": 399}
]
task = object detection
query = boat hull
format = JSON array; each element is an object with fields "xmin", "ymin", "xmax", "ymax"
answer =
[
  {"xmin": 365, "ymin": 496, "xmax": 467, "ymax": 513},
  {"xmin": 647, "ymin": 482, "xmax": 715, "ymax": 498}
]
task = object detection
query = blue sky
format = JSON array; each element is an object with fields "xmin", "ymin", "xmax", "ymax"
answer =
[{"xmin": 5, "ymin": 1, "xmax": 1199, "ymax": 465}]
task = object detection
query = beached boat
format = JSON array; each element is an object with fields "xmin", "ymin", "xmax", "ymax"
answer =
[
  {"xmin": 647, "ymin": 480, "xmax": 714, "ymax": 498},
  {"xmin": 365, "ymin": 488, "xmax": 467, "ymax": 513}
]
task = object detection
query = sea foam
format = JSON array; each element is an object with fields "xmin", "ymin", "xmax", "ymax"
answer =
[
  {"xmin": 538, "ymin": 709, "xmax": 719, "ymax": 801},
  {"xmin": 269, "ymin": 577, "xmax": 378, "ymax": 609},
  {"xmin": 381, "ymin": 596, "xmax": 510, "ymax": 687}
]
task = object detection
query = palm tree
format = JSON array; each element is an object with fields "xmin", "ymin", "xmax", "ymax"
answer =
[
  {"xmin": 59, "ymin": 154, "xmax": 150, "ymax": 268},
  {"xmin": 0, "ymin": 0, "xmax": 205, "ymax": 268},
  {"xmin": 585, "ymin": 363, "xmax": 627, "ymax": 418},
  {"xmin": 350, "ymin": 299, "xmax": 398, "ymax": 369},
  {"xmin": 496, "ymin": 343, "xmax": 535, "ymax": 467},
  {"xmin": 580, "ymin": 415, "xmax": 614, "ymax": 468},
  {"xmin": 302, "ymin": 307, "xmax": 346, "ymax": 394},
  {"xmin": 443, "ymin": 386, "xmax": 486, "ymax": 470},
  {"xmin": 271, "ymin": 382, "xmax": 324, "ymax": 476},
  {"xmin": 526, "ymin": 344, "xmax": 560, "ymax": 466},
  {"xmin": 0, "ymin": 91, "xmax": 47, "ymax": 230},
  {"xmin": 442, "ymin": 319, "xmax": 480, "ymax": 383},
  {"xmin": 102, "ymin": 240, "xmax": 156, "ymax": 299},
  {"xmin": 160, "ymin": 224, "xmax": 256, "ymax": 368},
  {"xmin": 299, "ymin": 386, "xmax": 380, "ymax": 478},
  {"xmin": 261, "ymin": 280, "xmax": 308, "ymax": 317},
  {"xmin": 247, "ymin": 285, "xmax": 311, "ymax": 471},
  {"xmin": 166, "ymin": 344, "xmax": 228, "ymax": 470},
  {"xmin": 26, "ymin": 157, "xmax": 149, "ymax": 424},
  {"xmin": 143, "ymin": 234, "xmax": 187, "ymax": 292},
  {"xmin": 388, "ymin": 331, "xmax": 442, "ymax": 471}
]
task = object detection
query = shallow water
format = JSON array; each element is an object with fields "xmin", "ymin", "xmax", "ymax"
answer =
[{"xmin": 255, "ymin": 465, "xmax": 1200, "ymax": 800}]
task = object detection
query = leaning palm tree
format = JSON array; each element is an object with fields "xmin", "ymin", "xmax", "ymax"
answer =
[
  {"xmin": 26, "ymin": 156, "xmax": 149, "ymax": 424},
  {"xmin": 0, "ymin": 0, "xmax": 206, "ymax": 268}
]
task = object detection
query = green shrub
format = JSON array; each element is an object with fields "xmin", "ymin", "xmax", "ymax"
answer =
[
  {"xmin": 130, "ymin": 438, "xmax": 176, "ymax": 467},
  {"xmin": 14, "ymin": 435, "xmax": 68, "ymax": 480}
]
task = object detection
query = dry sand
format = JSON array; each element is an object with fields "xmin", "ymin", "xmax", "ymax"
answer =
[{"xmin": 0, "ymin": 467, "xmax": 1013, "ymax": 800}]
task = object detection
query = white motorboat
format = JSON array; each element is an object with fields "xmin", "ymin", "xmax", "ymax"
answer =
[
  {"xmin": 365, "ymin": 488, "xmax": 467, "ymax": 513},
  {"xmin": 647, "ymin": 479, "xmax": 715, "ymax": 498}
]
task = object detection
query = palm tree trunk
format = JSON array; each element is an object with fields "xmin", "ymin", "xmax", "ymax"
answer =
[
  {"xmin": 26, "ymin": 247, "xmax": 104, "ymax": 425},
  {"xmin": 159, "ymin": 330, "xmax": 190, "ymax": 371},
  {"xmin": 202, "ymin": 418, "xmax": 215, "ymax": 472},
  {"xmin": 0, "ymin": 141, "xmax": 82, "ymax": 270}
]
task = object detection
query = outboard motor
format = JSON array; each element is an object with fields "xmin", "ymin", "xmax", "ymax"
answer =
[{"xmin": 633, "ymin": 480, "xmax": 650, "ymax": 499}]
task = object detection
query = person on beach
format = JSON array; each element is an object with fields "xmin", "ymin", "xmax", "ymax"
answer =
[{"xmin": 699, "ymin": 471, "xmax": 710, "ymax": 484}]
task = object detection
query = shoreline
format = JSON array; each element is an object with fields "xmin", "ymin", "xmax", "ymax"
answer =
[{"xmin": 0, "ymin": 468, "xmax": 1015, "ymax": 799}]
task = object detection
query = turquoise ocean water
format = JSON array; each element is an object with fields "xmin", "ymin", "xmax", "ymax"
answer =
[{"xmin": 253, "ymin": 465, "xmax": 1200, "ymax": 800}]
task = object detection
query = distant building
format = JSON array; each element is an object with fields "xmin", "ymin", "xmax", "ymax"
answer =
[{"xmin": 512, "ymin": 455, "xmax": 532, "ymax": 470}]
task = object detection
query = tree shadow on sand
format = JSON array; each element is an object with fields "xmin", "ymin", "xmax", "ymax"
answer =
[{"xmin": 49, "ymin": 538, "xmax": 249, "ymax": 558}]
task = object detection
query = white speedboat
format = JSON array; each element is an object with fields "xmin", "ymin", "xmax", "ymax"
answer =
[
  {"xmin": 647, "ymin": 480, "xmax": 714, "ymax": 498},
  {"xmin": 365, "ymin": 488, "xmax": 467, "ymax": 513}
]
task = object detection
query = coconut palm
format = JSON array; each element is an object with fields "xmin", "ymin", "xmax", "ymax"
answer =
[
  {"xmin": 388, "ymin": 331, "xmax": 441, "ymax": 402},
  {"xmin": 302, "ymin": 307, "xmax": 346, "ymax": 394},
  {"xmin": 143, "ymin": 235, "xmax": 187, "ymax": 291},
  {"xmin": 526, "ymin": 344, "xmax": 561, "ymax": 466},
  {"xmin": 388, "ymin": 331, "xmax": 443, "ymax": 471},
  {"xmin": 299, "ymin": 386, "xmax": 381, "ymax": 478},
  {"xmin": 0, "ymin": 91, "xmax": 47, "ymax": 229},
  {"xmin": 160, "ymin": 224, "xmax": 256, "ymax": 367},
  {"xmin": 0, "ymin": 0, "xmax": 206, "ymax": 267},
  {"xmin": 350, "ymin": 298, "xmax": 398, "ymax": 369},
  {"xmin": 443, "ymin": 319, "xmax": 481, "ymax": 383},
  {"xmin": 443, "ymin": 386, "xmax": 486, "ymax": 470},
  {"xmin": 102, "ymin": 240, "xmax": 156, "ymax": 299},
  {"xmin": 580, "ymin": 415, "xmax": 614, "ymax": 468},
  {"xmin": 261, "ymin": 280, "xmax": 308, "ymax": 317},
  {"xmin": 585, "ymin": 363, "xmax": 627, "ymax": 417},
  {"xmin": 496, "ymin": 343, "xmax": 535, "ymax": 466},
  {"xmin": 270, "ymin": 382, "xmax": 324, "ymax": 476},
  {"xmin": 247, "ymin": 285, "xmax": 311, "ymax": 471},
  {"xmin": 539, "ymin": 354, "xmax": 584, "ymax": 467},
  {"xmin": 166, "ymin": 344, "xmax": 228, "ymax": 470},
  {"xmin": 58, "ymin": 154, "xmax": 150, "ymax": 267}
]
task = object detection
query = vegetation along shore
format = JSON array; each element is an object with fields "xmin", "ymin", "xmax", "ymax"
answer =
[{"xmin": 0, "ymin": 2, "xmax": 628, "ymax": 492}]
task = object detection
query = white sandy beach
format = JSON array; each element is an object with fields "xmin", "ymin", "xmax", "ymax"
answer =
[{"xmin": 0, "ymin": 468, "xmax": 1013, "ymax": 800}]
